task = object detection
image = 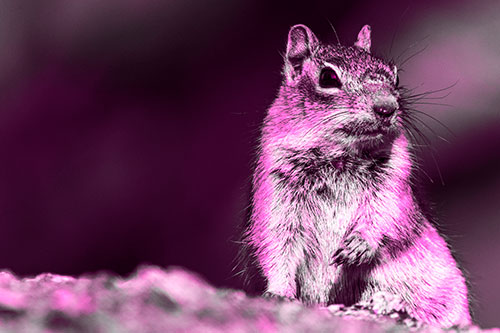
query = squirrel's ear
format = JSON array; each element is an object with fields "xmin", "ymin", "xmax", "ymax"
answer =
[
  {"xmin": 354, "ymin": 25, "xmax": 371, "ymax": 53},
  {"xmin": 285, "ymin": 24, "xmax": 318, "ymax": 81}
]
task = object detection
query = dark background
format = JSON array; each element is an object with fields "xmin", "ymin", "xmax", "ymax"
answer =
[{"xmin": 0, "ymin": 0, "xmax": 498, "ymax": 328}]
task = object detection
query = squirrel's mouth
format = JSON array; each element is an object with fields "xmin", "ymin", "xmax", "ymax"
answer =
[
  {"xmin": 354, "ymin": 128, "xmax": 385, "ymax": 137},
  {"xmin": 337, "ymin": 121, "xmax": 400, "ymax": 150},
  {"xmin": 341, "ymin": 123, "xmax": 392, "ymax": 137}
]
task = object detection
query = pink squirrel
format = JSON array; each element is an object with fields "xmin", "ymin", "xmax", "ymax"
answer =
[{"xmin": 245, "ymin": 24, "xmax": 471, "ymax": 327}]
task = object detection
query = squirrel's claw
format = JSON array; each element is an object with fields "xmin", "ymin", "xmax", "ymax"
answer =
[{"xmin": 331, "ymin": 233, "xmax": 376, "ymax": 266}]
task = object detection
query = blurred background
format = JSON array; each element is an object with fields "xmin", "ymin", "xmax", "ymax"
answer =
[{"xmin": 0, "ymin": 0, "xmax": 498, "ymax": 328}]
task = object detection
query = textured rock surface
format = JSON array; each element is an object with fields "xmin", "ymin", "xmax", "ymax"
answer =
[{"xmin": 0, "ymin": 265, "xmax": 495, "ymax": 332}]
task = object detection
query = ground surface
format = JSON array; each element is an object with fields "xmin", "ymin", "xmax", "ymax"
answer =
[{"xmin": 0, "ymin": 265, "xmax": 495, "ymax": 332}]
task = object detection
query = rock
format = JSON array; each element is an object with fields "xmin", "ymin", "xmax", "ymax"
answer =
[{"xmin": 0, "ymin": 265, "xmax": 494, "ymax": 332}]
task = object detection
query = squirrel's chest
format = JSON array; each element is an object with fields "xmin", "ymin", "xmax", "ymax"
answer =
[{"xmin": 273, "ymin": 172, "xmax": 366, "ymax": 236}]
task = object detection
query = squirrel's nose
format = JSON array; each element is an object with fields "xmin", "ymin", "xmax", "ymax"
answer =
[{"xmin": 373, "ymin": 104, "xmax": 396, "ymax": 118}]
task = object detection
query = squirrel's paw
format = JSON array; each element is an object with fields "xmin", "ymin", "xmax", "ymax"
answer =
[{"xmin": 331, "ymin": 232, "xmax": 376, "ymax": 266}]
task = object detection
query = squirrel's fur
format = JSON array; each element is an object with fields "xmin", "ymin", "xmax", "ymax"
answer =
[{"xmin": 244, "ymin": 24, "xmax": 471, "ymax": 327}]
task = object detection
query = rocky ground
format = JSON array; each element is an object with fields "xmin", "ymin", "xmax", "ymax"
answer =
[{"xmin": 0, "ymin": 265, "xmax": 495, "ymax": 332}]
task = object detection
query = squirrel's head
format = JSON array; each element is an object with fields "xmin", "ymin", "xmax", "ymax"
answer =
[{"xmin": 268, "ymin": 24, "xmax": 403, "ymax": 156}]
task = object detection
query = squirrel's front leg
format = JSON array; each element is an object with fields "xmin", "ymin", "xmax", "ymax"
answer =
[
  {"xmin": 261, "ymin": 237, "xmax": 303, "ymax": 300},
  {"xmin": 330, "ymin": 199, "xmax": 389, "ymax": 266}
]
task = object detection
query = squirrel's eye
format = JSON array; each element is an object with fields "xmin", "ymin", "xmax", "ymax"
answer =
[
  {"xmin": 395, "ymin": 75, "xmax": 399, "ymax": 87},
  {"xmin": 319, "ymin": 68, "xmax": 341, "ymax": 89}
]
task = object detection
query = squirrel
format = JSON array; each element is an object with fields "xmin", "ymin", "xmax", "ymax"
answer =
[{"xmin": 244, "ymin": 24, "xmax": 472, "ymax": 327}]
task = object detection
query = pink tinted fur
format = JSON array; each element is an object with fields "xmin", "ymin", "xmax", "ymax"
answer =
[{"xmin": 247, "ymin": 24, "xmax": 471, "ymax": 327}]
